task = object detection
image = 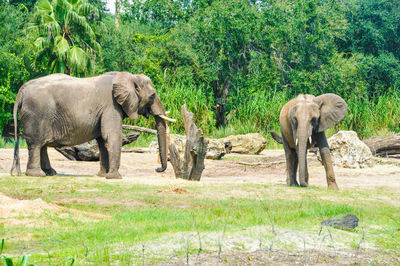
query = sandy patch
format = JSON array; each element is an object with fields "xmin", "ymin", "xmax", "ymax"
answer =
[{"xmin": 0, "ymin": 192, "xmax": 111, "ymax": 227}]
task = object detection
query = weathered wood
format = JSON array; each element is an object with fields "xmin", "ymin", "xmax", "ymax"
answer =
[
  {"xmin": 55, "ymin": 132, "xmax": 141, "ymax": 161},
  {"xmin": 121, "ymin": 147, "xmax": 150, "ymax": 153},
  {"xmin": 169, "ymin": 104, "xmax": 208, "ymax": 181},
  {"xmin": 363, "ymin": 134, "xmax": 400, "ymax": 156},
  {"xmin": 122, "ymin": 125, "xmax": 157, "ymax": 135},
  {"xmin": 122, "ymin": 132, "xmax": 141, "ymax": 145}
]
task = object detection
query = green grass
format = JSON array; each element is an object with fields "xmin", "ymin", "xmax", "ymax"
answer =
[
  {"xmin": 0, "ymin": 138, "xmax": 26, "ymax": 149},
  {"xmin": 0, "ymin": 175, "xmax": 399, "ymax": 264}
]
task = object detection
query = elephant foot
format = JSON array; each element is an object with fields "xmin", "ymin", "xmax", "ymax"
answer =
[
  {"xmin": 328, "ymin": 183, "xmax": 339, "ymax": 190},
  {"xmin": 97, "ymin": 169, "xmax": 107, "ymax": 177},
  {"xmin": 288, "ymin": 180, "xmax": 299, "ymax": 187},
  {"xmin": 299, "ymin": 181, "xmax": 308, "ymax": 187},
  {"xmin": 43, "ymin": 168, "xmax": 57, "ymax": 176},
  {"xmin": 105, "ymin": 172, "xmax": 122, "ymax": 179},
  {"xmin": 26, "ymin": 168, "xmax": 46, "ymax": 177}
]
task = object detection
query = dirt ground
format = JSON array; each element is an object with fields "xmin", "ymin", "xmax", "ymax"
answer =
[
  {"xmin": 1, "ymin": 148, "xmax": 400, "ymax": 265},
  {"xmin": 1, "ymin": 148, "xmax": 400, "ymax": 190}
]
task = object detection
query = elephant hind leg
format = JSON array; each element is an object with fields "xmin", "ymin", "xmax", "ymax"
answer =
[
  {"xmin": 26, "ymin": 144, "xmax": 45, "ymax": 177},
  {"xmin": 97, "ymin": 137, "xmax": 109, "ymax": 177},
  {"xmin": 40, "ymin": 146, "xmax": 57, "ymax": 176}
]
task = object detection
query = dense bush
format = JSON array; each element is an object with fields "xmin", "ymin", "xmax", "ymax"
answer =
[{"xmin": 1, "ymin": 0, "xmax": 400, "ymax": 141}]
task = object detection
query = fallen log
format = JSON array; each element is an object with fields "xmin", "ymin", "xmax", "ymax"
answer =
[
  {"xmin": 169, "ymin": 104, "xmax": 208, "ymax": 181},
  {"xmin": 55, "ymin": 132, "xmax": 141, "ymax": 161},
  {"xmin": 122, "ymin": 125, "xmax": 157, "ymax": 135},
  {"xmin": 363, "ymin": 133, "xmax": 400, "ymax": 157},
  {"xmin": 121, "ymin": 147, "xmax": 150, "ymax": 153}
]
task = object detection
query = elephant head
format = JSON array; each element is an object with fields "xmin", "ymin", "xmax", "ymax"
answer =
[
  {"xmin": 289, "ymin": 93, "xmax": 347, "ymax": 186},
  {"xmin": 112, "ymin": 72, "xmax": 173, "ymax": 172}
]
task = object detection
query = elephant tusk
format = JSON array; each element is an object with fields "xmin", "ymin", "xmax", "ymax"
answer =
[
  {"xmin": 309, "ymin": 137, "xmax": 312, "ymax": 144},
  {"xmin": 295, "ymin": 138, "xmax": 298, "ymax": 146},
  {"xmin": 165, "ymin": 110, "xmax": 171, "ymax": 115},
  {"xmin": 159, "ymin": 115, "xmax": 176, "ymax": 123}
]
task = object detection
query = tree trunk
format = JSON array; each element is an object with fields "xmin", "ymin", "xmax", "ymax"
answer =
[
  {"xmin": 215, "ymin": 102, "xmax": 226, "ymax": 128},
  {"xmin": 169, "ymin": 104, "xmax": 208, "ymax": 181},
  {"xmin": 363, "ymin": 134, "xmax": 400, "ymax": 156},
  {"xmin": 115, "ymin": 0, "xmax": 120, "ymax": 28},
  {"xmin": 214, "ymin": 80, "xmax": 230, "ymax": 128}
]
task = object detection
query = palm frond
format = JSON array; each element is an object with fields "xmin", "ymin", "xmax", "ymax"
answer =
[
  {"xmin": 68, "ymin": 45, "xmax": 88, "ymax": 73},
  {"xmin": 54, "ymin": 36, "xmax": 70, "ymax": 59}
]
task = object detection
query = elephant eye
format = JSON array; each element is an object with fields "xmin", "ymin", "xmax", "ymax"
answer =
[
  {"xmin": 311, "ymin": 117, "xmax": 317, "ymax": 126},
  {"xmin": 293, "ymin": 117, "xmax": 298, "ymax": 128}
]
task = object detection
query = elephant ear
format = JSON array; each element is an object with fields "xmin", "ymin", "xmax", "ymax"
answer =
[
  {"xmin": 314, "ymin": 93, "xmax": 347, "ymax": 132},
  {"xmin": 112, "ymin": 72, "xmax": 139, "ymax": 119}
]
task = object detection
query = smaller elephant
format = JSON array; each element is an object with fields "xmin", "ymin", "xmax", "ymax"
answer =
[{"xmin": 270, "ymin": 93, "xmax": 347, "ymax": 190}]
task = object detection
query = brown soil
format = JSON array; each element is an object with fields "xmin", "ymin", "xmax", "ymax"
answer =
[
  {"xmin": 1, "ymin": 148, "xmax": 399, "ymax": 190},
  {"xmin": 167, "ymin": 249, "xmax": 399, "ymax": 265}
]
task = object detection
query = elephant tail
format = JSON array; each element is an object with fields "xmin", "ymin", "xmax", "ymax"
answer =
[
  {"xmin": 270, "ymin": 130, "xmax": 283, "ymax": 144},
  {"xmin": 11, "ymin": 89, "xmax": 23, "ymax": 176}
]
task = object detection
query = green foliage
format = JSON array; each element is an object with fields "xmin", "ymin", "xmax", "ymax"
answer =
[
  {"xmin": 0, "ymin": 1, "xmax": 31, "ymax": 132},
  {"xmin": 338, "ymin": 0, "xmax": 400, "ymax": 94},
  {"xmin": 0, "ymin": 239, "xmax": 75, "ymax": 266},
  {"xmin": 1, "ymin": 0, "xmax": 400, "ymax": 140},
  {"xmin": 28, "ymin": 0, "xmax": 103, "ymax": 76},
  {"xmin": 1, "ymin": 239, "xmax": 34, "ymax": 266}
]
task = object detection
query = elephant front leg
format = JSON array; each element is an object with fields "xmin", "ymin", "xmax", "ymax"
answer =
[
  {"xmin": 315, "ymin": 132, "xmax": 339, "ymax": 190},
  {"xmin": 96, "ymin": 137, "xmax": 109, "ymax": 177},
  {"xmin": 104, "ymin": 135, "xmax": 122, "ymax": 179},
  {"xmin": 283, "ymin": 141, "xmax": 299, "ymax": 187},
  {"xmin": 26, "ymin": 144, "xmax": 46, "ymax": 177},
  {"xmin": 40, "ymin": 146, "xmax": 57, "ymax": 176},
  {"xmin": 101, "ymin": 111, "xmax": 123, "ymax": 179},
  {"xmin": 305, "ymin": 155, "xmax": 309, "ymax": 185}
]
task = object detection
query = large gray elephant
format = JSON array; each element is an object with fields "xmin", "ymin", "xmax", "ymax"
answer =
[
  {"xmin": 270, "ymin": 94, "xmax": 347, "ymax": 190},
  {"xmin": 10, "ymin": 71, "xmax": 174, "ymax": 179}
]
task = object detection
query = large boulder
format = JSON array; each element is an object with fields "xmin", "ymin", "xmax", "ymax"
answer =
[
  {"xmin": 318, "ymin": 130, "xmax": 374, "ymax": 168},
  {"xmin": 219, "ymin": 133, "xmax": 266, "ymax": 155},
  {"xmin": 154, "ymin": 133, "xmax": 266, "ymax": 160}
]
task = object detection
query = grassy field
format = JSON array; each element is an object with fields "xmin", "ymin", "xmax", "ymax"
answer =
[{"xmin": 1, "ymin": 170, "xmax": 399, "ymax": 264}]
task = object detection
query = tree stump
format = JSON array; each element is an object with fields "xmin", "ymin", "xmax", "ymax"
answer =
[
  {"xmin": 55, "ymin": 132, "xmax": 141, "ymax": 161},
  {"xmin": 363, "ymin": 134, "xmax": 400, "ymax": 156},
  {"xmin": 169, "ymin": 104, "xmax": 208, "ymax": 181}
]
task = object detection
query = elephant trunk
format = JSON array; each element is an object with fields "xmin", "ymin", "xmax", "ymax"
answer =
[
  {"xmin": 155, "ymin": 116, "xmax": 167, "ymax": 172},
  {"xmin": 297, "ymin": 132, "xmax": 309, "ymax": 187}
]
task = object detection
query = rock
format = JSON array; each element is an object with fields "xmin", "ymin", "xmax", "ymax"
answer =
[
  {"xmin": 156, "ymin": 133, "xmax": 265, "ymax": 160},
  {"xmin": 321, "ymin": 214, "xmax": 359, "ymax": 230},
  {"xmin": 220, "ymin": 133, "xmax": 266, "ymax": 155},
  {"xmin": 206, "ymin": 139, "xmax": 228, "ymax": 159},
  {"xmin": 318, "ymin": 130, "xmax": 374, "ymax": 168},
  {"xmin": 148, "ymin": 141, "xmax": 160, "ymax": 154},
  {"xmin": 56, "ymin": 132, "xmax": 140, "ymax": 161}
]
